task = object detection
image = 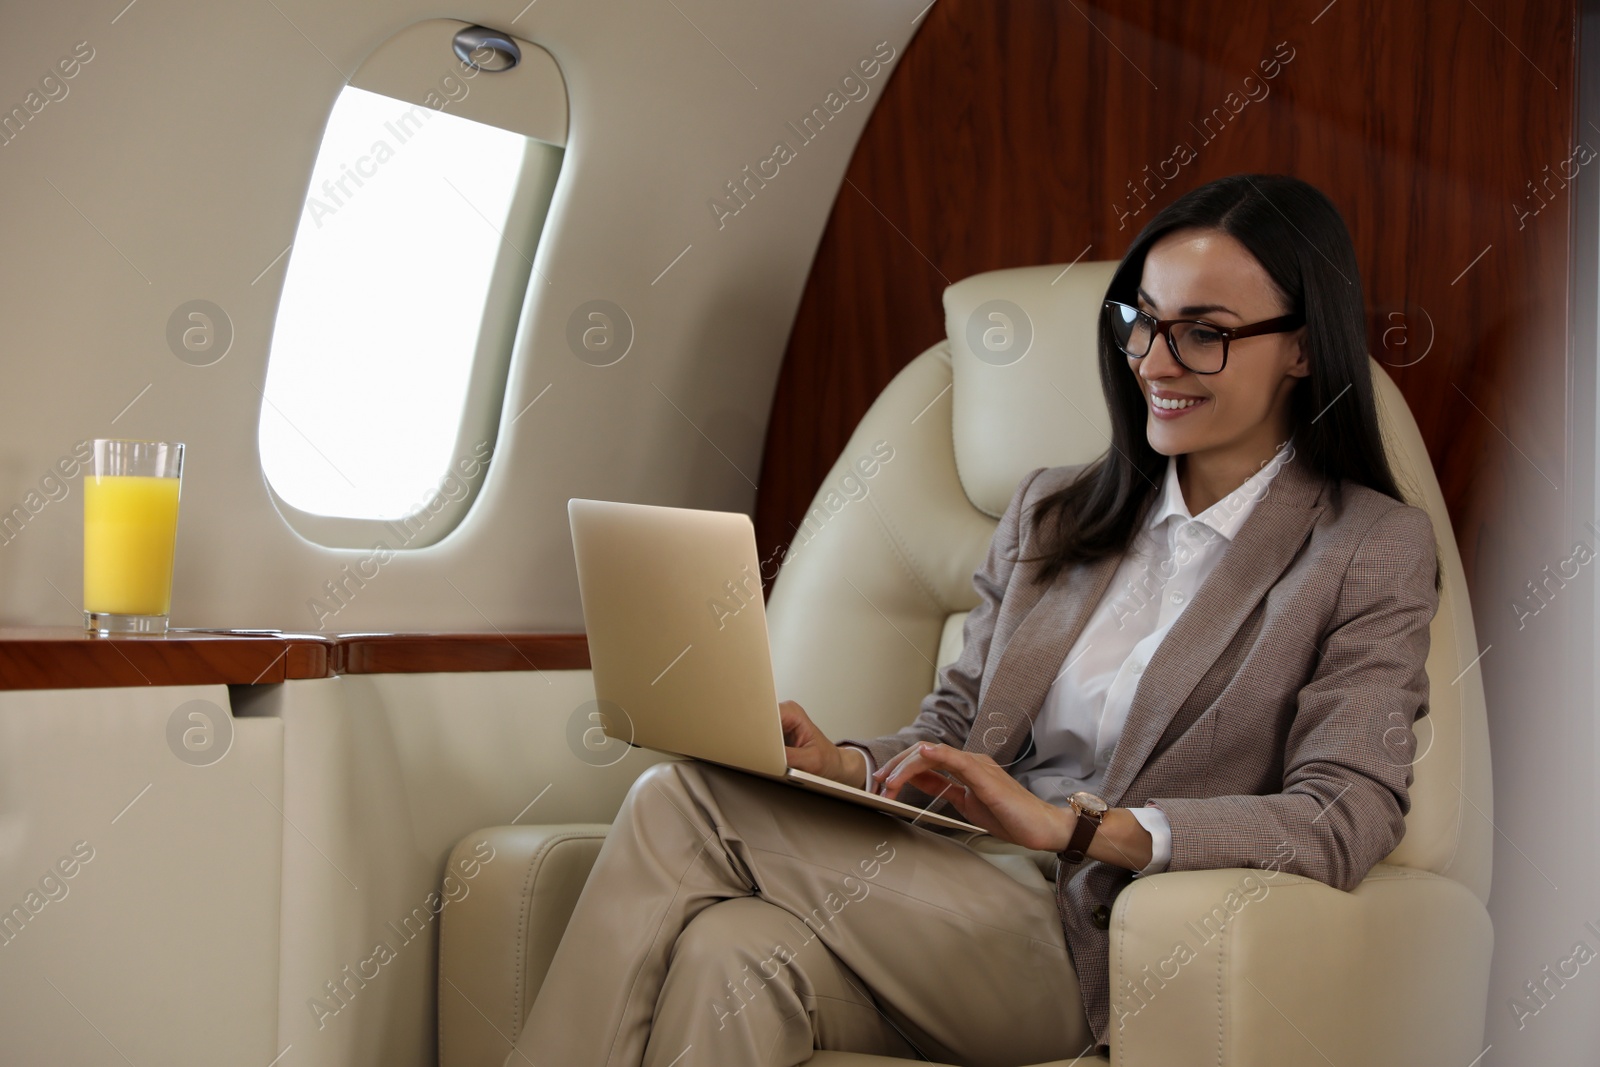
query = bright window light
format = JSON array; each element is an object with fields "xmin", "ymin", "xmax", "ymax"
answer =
[{"xmin": 260, "ymin": 85, "xmax": 530, "ymax": 521}]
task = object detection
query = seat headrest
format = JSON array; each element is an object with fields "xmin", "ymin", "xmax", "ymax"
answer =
[{"xmin": 942, "ymin": 262, "xmax": 1120, "ymax": 517}]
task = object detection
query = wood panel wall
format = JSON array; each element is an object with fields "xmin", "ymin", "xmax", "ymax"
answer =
[{"xmin": 755, "ymin": 0, "xmax": 1577, "ymax": 588}]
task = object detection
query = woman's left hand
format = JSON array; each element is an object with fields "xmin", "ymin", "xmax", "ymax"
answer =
[{"xmin": 874, "ymin": 741, "xmax": 1073, "ymax": 853}]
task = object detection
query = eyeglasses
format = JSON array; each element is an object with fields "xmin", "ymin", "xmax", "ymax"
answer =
[{"xmin": 1103, "ymin": 300, "xmax": 1304, "ymax": 375}]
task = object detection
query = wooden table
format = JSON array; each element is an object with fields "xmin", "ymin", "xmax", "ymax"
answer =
[{"xmin": 0, "ymin": 628, "xmax": 590, "ymax": 689}]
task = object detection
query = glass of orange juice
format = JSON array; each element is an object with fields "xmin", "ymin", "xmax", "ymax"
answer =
[{"xmin": 83, "ymin": 439, "xmax": 184, "ymax": 635}]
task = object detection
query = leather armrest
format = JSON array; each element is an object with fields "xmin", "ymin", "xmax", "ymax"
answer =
[
  {"xmin": 1105, "ymin": 863, "xmax": 1493, "ymax": 1067},
  {"xmin": 438, "ymin": 823, "xmax": 611, "ymax": 1067}
]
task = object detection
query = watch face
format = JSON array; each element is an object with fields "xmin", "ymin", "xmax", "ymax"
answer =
[{"xmin": 1071, "ymin": 791, "xmax": 1109, "ymax": 815}]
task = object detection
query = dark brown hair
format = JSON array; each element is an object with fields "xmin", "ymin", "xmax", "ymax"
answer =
[{"xmin": 1018, "ymin": 173, "xmax": 1441, "ymax": 594}]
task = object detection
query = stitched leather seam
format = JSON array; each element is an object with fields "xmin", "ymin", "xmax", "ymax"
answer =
[
  {"xmin": 855, "ymin": 342, "xmax": 974, "ymax": 614},
  {"xmin": 438, "ymin": 851, "xmax": 454, "ymax": 1063},
  {"xmin": 861, "ymin": 490, "xmax": 951, "ymax": 614},
  {"xmin": 1215, "ymin": 917, "xmax": 1226, "ymax": 1067},
  {"xmin": 509, "ymin": 832, "xmax": 597, "ymax": 1047},
  {"xmin": 1442, "ymin": 564, "xmax": 1475, "ymax": 885},
  {"xmin": 939, "ymin": 342, "xmax": 1008, "ymax": 521},
  {"xmin": 1110, "ymin": 882, "xmax": 1128, "ymax": 1062},
  {"xmin": 508, "ymin": 835, "xmax": 554, "ymax": 1046}
]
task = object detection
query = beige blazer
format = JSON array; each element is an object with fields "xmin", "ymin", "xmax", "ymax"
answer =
[{"xmin": 836, "ymin": 448, "xmax": 1441, "ymax": 1044}]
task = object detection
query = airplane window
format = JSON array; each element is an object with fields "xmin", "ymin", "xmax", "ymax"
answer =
[{"xmin": 259, "ymin": 82, "xmax": 560, "ymax": 542}]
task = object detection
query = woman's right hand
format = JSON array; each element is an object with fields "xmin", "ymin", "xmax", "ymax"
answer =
[{"xmin": 779, "ymin": 699, "xmax": 865, "ymax": 788}]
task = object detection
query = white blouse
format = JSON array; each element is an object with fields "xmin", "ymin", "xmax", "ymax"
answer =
[{"xmin": 849, "ymin": 439, "xmax": 1293, "ymax": 879}]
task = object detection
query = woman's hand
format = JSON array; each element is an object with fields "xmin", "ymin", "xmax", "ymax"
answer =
[
  {"xmin": 875, "ymin": 741, "xmax": 1074, "ymax": 853},
  {"xmin": 779, "ymin": 700, "xmax": 861, "ymax": 788}
]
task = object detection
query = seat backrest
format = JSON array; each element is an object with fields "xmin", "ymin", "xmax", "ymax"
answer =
[{"xmin": 766, "ymin": 263, "xmax": 1492, "ymax": 904}]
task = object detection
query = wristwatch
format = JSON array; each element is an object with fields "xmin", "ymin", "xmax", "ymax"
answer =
[{"xmin": 1060, "ymin": 790, "xmax": 1109, "ymax": 864}]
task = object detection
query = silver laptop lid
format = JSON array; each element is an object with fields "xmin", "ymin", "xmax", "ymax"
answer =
[{"xmin": 568, "ymin": 498, "xmax": 788, "ymax": 775}]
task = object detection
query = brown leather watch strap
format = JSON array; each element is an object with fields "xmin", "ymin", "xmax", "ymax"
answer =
[{"xmin": 1061, "ymin": 809, "xmax": 1101, "ymax": 864}]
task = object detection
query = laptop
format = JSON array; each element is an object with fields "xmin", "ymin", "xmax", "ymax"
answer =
[{"xmin": 568, "ymin": 497, "xmax": 986, "ymax": 836}]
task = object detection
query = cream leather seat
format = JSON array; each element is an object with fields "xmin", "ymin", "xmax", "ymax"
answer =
[{"xmin": 438, "ymin": 263, "xmax": 1494, "ymax": 1066}]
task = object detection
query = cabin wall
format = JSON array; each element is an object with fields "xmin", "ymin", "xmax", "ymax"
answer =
[
  {"xmin": 0, "ymin": 685, "xmax": 283, "ymax": 1065},
  {"xmin": 0, "ymin": 0, "xmax": 922, "ymax": 633},
  {"xmin": 0, "ymin": 668, "xmax": 671, "ymax": 1067},
  {"xmin": 0, "ymin": 2, "xmax": 927, "ymax": 1063},
  {"xmin": 242, "ymin": 670, "xmax": 670, "ymax": 1067}
]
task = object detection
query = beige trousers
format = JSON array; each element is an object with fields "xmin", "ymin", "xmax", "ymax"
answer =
[{"xmin": 507, "ymin": 758, "xmax": 1096, "ymax": 1067}]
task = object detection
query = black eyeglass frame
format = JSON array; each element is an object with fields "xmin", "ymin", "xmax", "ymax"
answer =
[{"xmin": 1102, "ymin": 299, "xmax": 1305, "ymax": 375}]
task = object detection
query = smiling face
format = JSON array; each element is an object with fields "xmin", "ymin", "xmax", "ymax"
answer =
[{"xmin": 1130, "ymin": 227, "xmax": 1309, "ymax": 481}]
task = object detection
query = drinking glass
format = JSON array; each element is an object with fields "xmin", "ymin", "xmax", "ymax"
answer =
[{"xmin": 83, "ymin": 439, "xmax": 184, "ymax": 635}]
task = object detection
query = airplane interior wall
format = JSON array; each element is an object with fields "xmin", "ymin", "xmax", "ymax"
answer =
[
  {"xmin": 0, "ymin": 0, "xmax": 919, "ymax": 633},
  {"xmin": 0, "ymin": 4, "xmax": 927, "ymax": 1065}
]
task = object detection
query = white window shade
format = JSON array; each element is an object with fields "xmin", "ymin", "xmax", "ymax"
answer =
[{"xmin": 260, "ymin": 85, "xmax": 542, "ymax": 524}]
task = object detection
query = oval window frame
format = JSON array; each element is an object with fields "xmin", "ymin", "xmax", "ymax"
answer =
[{"xmin": 258, "ymin": 19, "xmax": 568, "ymax": 550}]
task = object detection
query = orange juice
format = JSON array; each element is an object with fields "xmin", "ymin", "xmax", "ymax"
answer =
[{"xmin": 83, "ymin": 475, "xmax": 181, "ymax": 615}]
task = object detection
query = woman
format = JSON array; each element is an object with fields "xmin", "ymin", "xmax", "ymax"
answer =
[{"xmin": 508, "ymin": 173, "xmax": 1442, "ymax": 1066}]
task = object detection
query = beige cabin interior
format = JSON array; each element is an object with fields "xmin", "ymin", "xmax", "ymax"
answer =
[{"xmin": 0, "ymin": 2, "xmax": 1594, "ymax": 1066}]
